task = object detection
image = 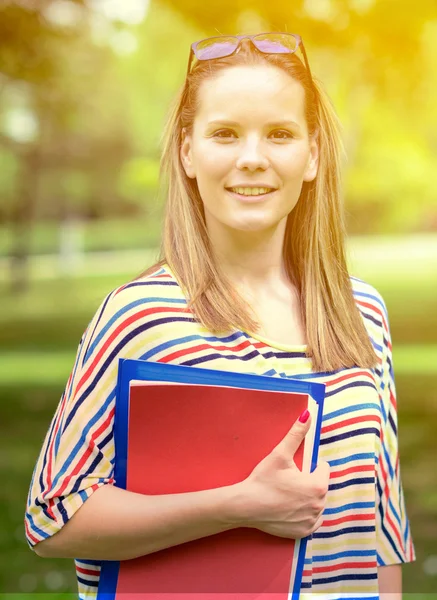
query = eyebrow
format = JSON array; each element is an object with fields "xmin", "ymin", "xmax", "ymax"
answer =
[{"xmin": 207, "ymin": 119, "xmax": 302, "ymax": 130}]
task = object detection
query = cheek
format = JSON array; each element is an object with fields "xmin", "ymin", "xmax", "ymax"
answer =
[
  {"xmin": 195, "ymin": 153, "xmax": 230, "ymax": 183},
  {"xmin": 273, "ymin": 145, "xmax": 310, "ymax": 177}
]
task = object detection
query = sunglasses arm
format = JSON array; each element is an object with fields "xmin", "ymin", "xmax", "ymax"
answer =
[
  {"xmin": 300, "ymin": 43, "xmax": 314, "ymax": 85},
  {"xmin": 186, "ymin": 49, "xmax": 194, "ymax": 76}
]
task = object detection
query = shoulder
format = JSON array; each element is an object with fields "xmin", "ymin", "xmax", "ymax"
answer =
[
  {"xmin": 96, "ymin": 263, "xmax": 185, "ymax": 317},
  {"xmin": 349, "ymin": 274, "xmax": 390, "ymax": 350},
  {"xmin": 81, "ymin": 263, "xmax": 190, "ymax": 360},
  {"xmin": 109, "ymin": 263, "xmax": 184, "ymax": 306}
]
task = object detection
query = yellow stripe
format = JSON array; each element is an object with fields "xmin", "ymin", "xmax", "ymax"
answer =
[
  {"xmin": 325, "ymin": 489, "xmax": 374, "ymax": 503},
  {"xmin": 312, "ymin": 538, "xmax": 374, "ymax": 552}
]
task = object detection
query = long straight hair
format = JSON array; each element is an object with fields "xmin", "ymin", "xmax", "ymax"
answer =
[{"xmin": 133, "ymin": 42, "xmax": 379, "ymax": 373}]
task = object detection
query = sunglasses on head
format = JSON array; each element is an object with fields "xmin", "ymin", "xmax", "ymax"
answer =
[{"xmin": 187, "ymin": 32, "xmax": 313, "ymax": 83}]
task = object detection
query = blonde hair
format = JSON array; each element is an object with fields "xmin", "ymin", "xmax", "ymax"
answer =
[{"xmin": 134, "ymin": 41, "xmax": 378, "ymax": 373}]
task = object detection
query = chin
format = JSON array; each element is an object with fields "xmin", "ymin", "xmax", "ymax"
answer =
[{"xmin": 230, "ymin": 219, "xmax": 277, "ymax": 232}]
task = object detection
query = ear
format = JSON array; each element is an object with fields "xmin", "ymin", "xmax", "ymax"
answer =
[
  {"xmin": 303, "ymin": 128, "xmax": 319, "ymax": 183},
  {"xmin": 180, "ymin": 127, "xmax": 196, "ymax": 179}
]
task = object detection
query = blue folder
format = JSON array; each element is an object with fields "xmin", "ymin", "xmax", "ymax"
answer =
[{"xmin": 97, "ymin": 357, "xmax": 326, "ymax": 599}]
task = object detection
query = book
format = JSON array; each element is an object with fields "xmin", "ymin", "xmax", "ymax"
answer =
[{"xmin": 97, "ymin": 358, "xmax": 326, "ymax": 599}]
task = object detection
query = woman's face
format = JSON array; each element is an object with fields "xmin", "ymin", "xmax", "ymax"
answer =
[{"xmin": 180, "ymin": 64, "xmax": 318, "ymax": 238}]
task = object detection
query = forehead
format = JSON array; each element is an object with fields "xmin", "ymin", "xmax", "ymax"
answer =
[{"xmin": 195, "ymin": 65, "xmax": 307, "ymax": 128}]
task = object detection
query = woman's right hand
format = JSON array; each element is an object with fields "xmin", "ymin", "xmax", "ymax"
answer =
[{"xmin": 238, "ymin": 411, "xmax": 330, "ymax": 539}]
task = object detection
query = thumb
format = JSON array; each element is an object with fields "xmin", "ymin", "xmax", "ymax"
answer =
[{"xmin": 273, "ymin": 409, "xmax": 311, "ymax": 458}]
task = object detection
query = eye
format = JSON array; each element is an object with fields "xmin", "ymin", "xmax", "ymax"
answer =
[
  {"xmin": 270, "ymin": 130, "xmax": 294, "ymax": 140},
  {"xmin": 212, "ymin": 129, "xmax": 237, "ymax": 139}
]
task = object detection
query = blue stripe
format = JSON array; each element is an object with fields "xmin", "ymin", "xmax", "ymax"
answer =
[
  {"xmin": 377, "ymin": 495, "xmax": 405, "ymax": 562},
  {"xmin": 51, "ymin": 391, "xmax": 115, "ymax": 491},
  {"xmin": 329, "ymin": 477, "xmax": 375, "ymax": 491},
  {"xmin": 84, "ymin": 296, "xmax": 188, "ymax": 363},
  {"xmin": 323, "ymin": 404, "xmax": 380, "ymax": 422},
  {"xmin": 328, "ymin": 452, "xmax": 375, "ymax": 466},
  {"xmin": 26, "ymin": 512, "xmax": 51, "ymax": 540},
  {"xmin": 324, "ymin": 501, "xmax": 374, "ymax": 515},
  {"xmin": 40, "ymin": 390, "xmax": 68, "ymax": 498},
  {"xmin": 139, "ymin": 331, "xmax": 246, "ymax": 361},
  {"xmin": 388, "ymin": 495, "xmax": 402, "ymax": 528},
  {"xmin": 352, "ymin": 285, "xmax": 385, "ymax": 312},
  {"xmin": 361, "ymin": 312, "xmax": 383, "ymax": 328},
  {"xmin": 75, "ymin": 559, "xmax": 102, "ymax": 566},
  {"xmin": 320, "ymin": 428, "xmax": 380, "ymax": 446},
  {"xmin": 313, "ymin": 525, "xmax": 375, "ymax": 538},
  {"xmin": 82, "ymin": 291, "xmax": 114, "ymax": 367},
  {"xmin": 64, "ymin": 316, "xmax": 196, "ymax": 431},
  {"xmin": 256, "ymin": 349, "xmax": 308, "ymax": 359},
  {"xmin": 313, "ymin": 573, "xmax": 378, "ymax": 584},
  {"xmin": 325, "ymin": 380, "xmax": 377, "ymax": 398},
  {"xmin": 77, "ymin": 575, "xmax": 98, "ymax": 587},
  {"xmin": 181, "ymin": 349, "xmax": 261, "ymax": 367},
  {"xmin": 313, "ymin": 549, "xmax": 376, "ymax": 562}
]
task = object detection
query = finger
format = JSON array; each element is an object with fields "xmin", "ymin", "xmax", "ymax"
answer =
[
  {"xmin": 313, "ymin": 460, "xmax": 331, "ymax": 480},
  {"xmin": 310, "ymin": 512, "xmax": 325, "ymax": 534},
  {"xmin": 311, "ymin": 461, "xmax": 331, "ymax": 494},
  {"xmin": 318, "ymin": 460, "xmax": 331, "ymax": 486},
  {"xmin": 273, "ymin": 409, "xmax": 312, "ymax": 458}
]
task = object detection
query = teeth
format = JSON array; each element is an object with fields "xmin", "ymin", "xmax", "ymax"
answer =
[{"xmin": 229, "ymin": 187, "xmax": 273, "ymax": 196}]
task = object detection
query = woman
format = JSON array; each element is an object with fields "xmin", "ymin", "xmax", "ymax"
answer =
[{"xmin": 25, "ymin": 33, "xmax": 415, "ymax": 598}]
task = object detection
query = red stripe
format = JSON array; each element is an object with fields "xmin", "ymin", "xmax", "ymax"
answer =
[
  {"xmin": 356, "ymin": 298, "xmax": 388, "ymax": 334},
  {"xmin": 324, "ymin": 369, "xmax": 376, "ymax": 389},
  {"xmin": 378, "ymin": 429, "xmax": 389, "ymax": 492},
  {"xmin": 330, "ymin": 464, "xmax": 375, "ymax": 479},
  {"xmin": 160, "ymin": 339, "xmax": 253, "ymax": 363},
  {"xmin": 313, "ymin": 561, "xmax": 375, "ymax": 574},
  {"xmin": 322, "ymin": 415, "xmax": 380, "ymax": 435},
  {"xmin": 46, "ymin": 498, "xmax": 56, "ymax": 521},
  {"xmin": 389, "ymin": 383, "xmax": 397, "ymax": 411},
  {"xmin": 25, "ymin": 519, "xmax": 40, "ymax": 545},
  {"xmin": 322, "ymin": 512, "xmax": 374, "ymax": 527},
  {"xmin": 76, "ymin": 565, "xmax": 100, "ymax": 576},
  {"xmin": 42, "ymin": 390, "xmax": 70, "ymax": 501},
  {"xmin": 77, "ymin": 306, "xmax": 191, "ymax": 395},
  {"xmin": 386, "ymin": 510, "xmax": 403, "ymax": 550},
  {"xmin": 54, "ymin": 407, "xmax": 115, "ymax": 497}
]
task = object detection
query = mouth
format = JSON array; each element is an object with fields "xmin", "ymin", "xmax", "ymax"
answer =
[{"xmin": 225, "ymin": 186, "xmax": 278, "ymax": 201}]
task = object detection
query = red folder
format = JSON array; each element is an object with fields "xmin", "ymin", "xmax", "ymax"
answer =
[{"xmin": 109, "ymin": 381, "xmax": 319, "ymax": 599}]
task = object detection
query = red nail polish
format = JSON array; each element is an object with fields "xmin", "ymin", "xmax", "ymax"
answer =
[{"xmin": 299, "ymin": 409, "xmax": 310, "ymax": 423}]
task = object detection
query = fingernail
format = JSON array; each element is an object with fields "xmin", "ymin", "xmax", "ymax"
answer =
[{"xmin": 299, "ymin": 409, "xmax": 310, "ymax": 423}]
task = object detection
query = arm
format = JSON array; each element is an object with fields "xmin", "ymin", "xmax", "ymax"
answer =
[
  {"xmin": 374, "ymin": 292, "xmax": 415, "ymax": 584},
  {"xmin": 378, "ymin": 564, "xmax": 402, "ymax": 599},
  {"xmin": 34, "ymin": 482, "xmax": 246, "ymax": 559},
  {"xmin": 26, "ymin": 287, "xmax": 250, "ymax": 561}
]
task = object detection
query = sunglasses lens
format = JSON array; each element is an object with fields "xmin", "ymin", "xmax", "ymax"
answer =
[
  {"xmin": 196, "ymin": 37, "xmax": 239, "ymax": 60},
  {"xmin": 253, "ymin": 33, "xmax": 298, "ymax": 54}
]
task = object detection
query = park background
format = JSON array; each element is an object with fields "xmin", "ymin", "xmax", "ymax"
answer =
[{"xmin": 0, "ymin": 0, "xmax": 436, "ymax": 596}]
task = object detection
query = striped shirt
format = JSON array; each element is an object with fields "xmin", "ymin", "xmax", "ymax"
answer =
[{"xmin": 25, "ymin": 263, "xmax": 415, "ymax": 598}]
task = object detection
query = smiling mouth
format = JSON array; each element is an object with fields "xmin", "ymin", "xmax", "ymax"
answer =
[{"xmin": 225, "ymin": 186, "xmax": 277, "ymax": 197}]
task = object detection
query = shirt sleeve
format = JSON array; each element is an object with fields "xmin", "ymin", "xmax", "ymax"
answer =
[
  {"xmin": 24, "ymin": 288, "xmax": 122, "ymax": 548},
  {"xmin": 375, "ymin": 296, "xmax": 416, "ymax": 566}
]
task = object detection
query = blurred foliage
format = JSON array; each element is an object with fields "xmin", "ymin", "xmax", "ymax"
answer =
[{"xmin": 0, "ymin": 0, "xmax": 437, "ymax": 236}]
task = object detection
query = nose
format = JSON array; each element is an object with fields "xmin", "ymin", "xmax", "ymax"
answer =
[{"xmin": 235, "ymin": 136, "xmax": 269, "ymax": 172}]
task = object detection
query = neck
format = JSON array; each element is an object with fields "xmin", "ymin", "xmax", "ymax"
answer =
[{"xmin": 207, "ymin": 217, "xmax": 290, "ymax": 290}]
